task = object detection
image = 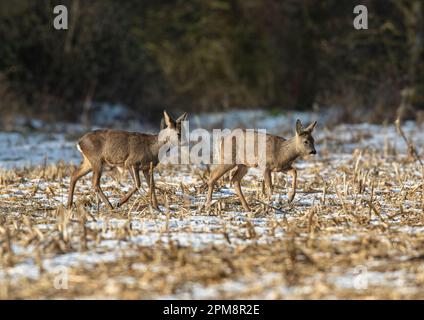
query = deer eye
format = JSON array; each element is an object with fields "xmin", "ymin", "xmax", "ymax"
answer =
[{"xmin": 304, "ymin": 141, "xmax": 308, "ymax": 145}]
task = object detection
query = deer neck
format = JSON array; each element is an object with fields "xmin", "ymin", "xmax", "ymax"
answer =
[
  {"xmin": 150, "ymin": 131, "xmax": 179, "ymax": 158},
  {"xmin": 280, "ymin": 136, "xmax": 301, "ymax": 164},
  {"xmin": 150, "ymin": 134, "xmax": 166, "ymax": 157}
]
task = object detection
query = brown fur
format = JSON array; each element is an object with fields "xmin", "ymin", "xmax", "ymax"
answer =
[
  {"xmin": 205, "ymin": 119, "xmax": 317, "ymax": 211},
  {"xmin": 67, "ymin": 111, "xmax": 187, "ymax": 210}
]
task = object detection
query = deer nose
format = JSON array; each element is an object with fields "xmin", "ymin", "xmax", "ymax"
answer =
[{"xmin": 310, "ymin": 150, "xmax": 316, "ymax": 155}]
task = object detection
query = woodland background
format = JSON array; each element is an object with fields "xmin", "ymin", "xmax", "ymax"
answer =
[{"xmin": 0, "ymin": 0, "xmax": 423, "ymax": 123}]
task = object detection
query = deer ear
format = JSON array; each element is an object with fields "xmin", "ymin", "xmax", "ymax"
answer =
[
  {"xmin": 159, "ymin": 118, "xmax": 165, "ymax": 130},
  {"xmin": 176, "ymin": 112, "xmax": 188, "ymax": 123},
  {"xmin": 163, "ymin": 110, "xmax": 174, "ymax": 128},
  {"xmin": 304, "ymin": 121, "xmax": 317, "ymax": 133},
  {"xmin": 295, "ymin": 119, "xmax": 303, "ymax": 135}
]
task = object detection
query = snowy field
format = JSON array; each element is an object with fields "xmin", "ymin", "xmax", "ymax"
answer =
[{"xmin": 1, "ymin": 111, "xmax": 424, "ymax": 299}]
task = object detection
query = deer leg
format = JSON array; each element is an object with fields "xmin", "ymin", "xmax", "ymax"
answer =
[
  {"xmin": 118, "ymin": 166, "xmax": 140, "ymax": 207},
  {"xmin": 287, "ymin": 167, "xmax": 297, "ymax": 203},
  {"xmin": 142, "ymin": 168, "xmax": 159, "ymax": 210},
  {"xmin": 67, "ymin": 157, "xmax": 92, "ymax": 209},
  {"xmin": 91, "ymin": 165, "xmax": 113, "ymax": 210},
  {"xmin": 96, "ymin": 193, "xmax": 100, "ymax": 214},
  {"xmin": 263, "ymin": 168, "xmax": 273, "ymax": 196},
  {"xmin": 231, "ymin": 165, "xmax": 250, "ymax": 211},
  {"xmin": 205, "ymin": 164, "xmax": 235, "ymax": 209}
]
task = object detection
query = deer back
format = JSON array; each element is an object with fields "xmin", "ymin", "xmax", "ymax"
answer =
[
  {"xmin": 217, "ymin": 129, "xmax": 302, "ymax": 171},
  {"xmin": 78, "ymin": 130, "xmax": 160, "ymax": 168}
]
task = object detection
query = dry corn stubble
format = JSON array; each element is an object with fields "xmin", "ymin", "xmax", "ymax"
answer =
[{"xmin": 1, "ymin": 122, "xmax": 424, "ymax": 299}]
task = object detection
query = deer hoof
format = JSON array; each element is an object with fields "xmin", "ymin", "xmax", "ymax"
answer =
[{"xmin": 288, "ymin": 193, "xmax": 295, "ymax": 203}]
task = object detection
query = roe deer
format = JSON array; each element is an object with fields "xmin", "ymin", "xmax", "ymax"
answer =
[
  {"xmin": 205, "ymin": 119, "xmax": 317, "ymax": 211},
  {"xmin": 67, "ymin": 111, "xmax": 187, "ymax": 210}
]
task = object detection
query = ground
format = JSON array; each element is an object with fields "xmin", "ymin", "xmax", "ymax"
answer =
[{"xmin": 1, "ymin": 114, "xmax": 424, "ymax": 299}]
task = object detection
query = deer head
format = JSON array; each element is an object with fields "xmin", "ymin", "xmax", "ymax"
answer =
[
  {"xmin": 295, "ymin": 119, "xmax": 317, "ymax": 156},
  {"xmin": 161, "ymin": 110, "xmax": 188, "ymax": 144}
]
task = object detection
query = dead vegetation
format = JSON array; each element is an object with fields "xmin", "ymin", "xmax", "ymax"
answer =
[{"xmin": 1, "ymin": 122, "xmax": 424, "ymax": 299}]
